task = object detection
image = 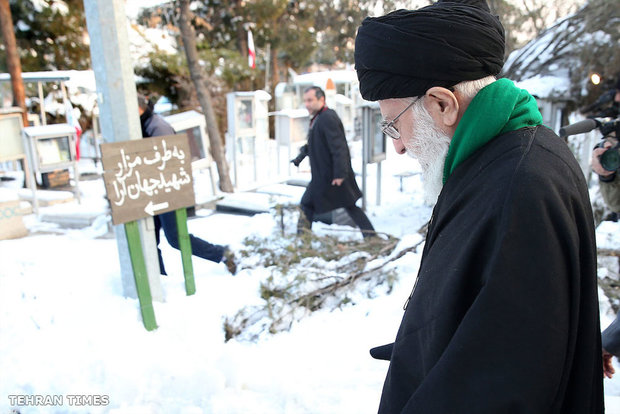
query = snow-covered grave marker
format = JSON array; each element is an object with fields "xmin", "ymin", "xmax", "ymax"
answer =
[{"xmin": 100, "ymin": 133, "xmax": 197, "ymax": 331}]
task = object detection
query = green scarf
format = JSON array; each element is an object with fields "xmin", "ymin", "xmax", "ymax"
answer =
[{"xmin": 442, "ymin": 78, "xmax": 543, "ymax": 184}]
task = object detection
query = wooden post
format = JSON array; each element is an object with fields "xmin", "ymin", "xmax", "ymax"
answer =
[
  {"xmin": 124, "ymin": 221, "xmax": 157, "ymax": 331},
  {"xmin": 175, "ymin": 208, "xmax": 196, "ymax": 295}
]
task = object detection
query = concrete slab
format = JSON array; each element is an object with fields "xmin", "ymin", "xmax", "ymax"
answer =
[
  {"xmin": 285, "ymin": 178, "xmax": 310, "ymax": 187},
  {"xmin": 255, "ymin": 183, "xmax": 305, "ymax": 201},
  {"xmin": 37, "ymin": 200, "xmax": 109, "ymax": 229},
  {"xmin": 17, "ymin": 188, "xmax": 75, "ymax": 206},
  {"xmin": 215, "ymin": 191, "xmax": 297, "ymax": 216}
]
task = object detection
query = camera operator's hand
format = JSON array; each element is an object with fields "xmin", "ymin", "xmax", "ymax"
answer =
[{"xmin": 592, "ymin": 139, "xmax": 617, "ymax": 177}]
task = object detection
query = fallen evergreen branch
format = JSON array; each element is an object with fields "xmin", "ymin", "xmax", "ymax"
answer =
[
  {"xmin": 224, "ymin": 228, "xmax": 425, "ymax": 342},
  {"xmin": 598, "ymin": 248, "xmax": 620, "ymax": 258}
]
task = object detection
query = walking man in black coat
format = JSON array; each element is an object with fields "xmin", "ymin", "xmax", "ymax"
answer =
[
  {"xmin": 292, "ymin": 86, "xmax": 375, "ymax": 238},
  {"xmin": 354, "ymin": 0, "xmax": 603, "ymax": 412}
]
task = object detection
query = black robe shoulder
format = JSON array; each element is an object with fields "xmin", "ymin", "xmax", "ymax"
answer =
[{"xmin": 377, "ymin": 126, "xmax": 603, "ymax": 413}]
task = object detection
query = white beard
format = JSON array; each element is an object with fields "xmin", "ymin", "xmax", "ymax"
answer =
[{"xmin": 403, "ymin": 100, "xmax": 452, "ymax": 205}]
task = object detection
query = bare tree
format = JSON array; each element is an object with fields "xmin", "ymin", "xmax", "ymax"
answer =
[
  {"xmin": 520, "ymin": 0, "xmax": 583, "ymax": 38},
  {"xmin": 0, "ymin": 0, "xmax": 27, "ymax": 126},
  {"xmin": 516, "ymin": 0, "xmax": 580, "ymax": 41},
  {"xmin": 502, "ymin": 0, "xmax": 619, "ymax": 110},
  {"xmin": 177, "ymin": 0, "xmax": 234, "ymax": 193}
]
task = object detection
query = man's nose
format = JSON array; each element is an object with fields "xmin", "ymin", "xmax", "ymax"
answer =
[{"xmin": 392, "ymin": 138, "xmax": 407, "ymax": 154}]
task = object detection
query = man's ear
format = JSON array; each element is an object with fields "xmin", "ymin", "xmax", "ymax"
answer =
[{"xmin": 424, "ymin": 87, "xmax": 460, "ymax": 129}]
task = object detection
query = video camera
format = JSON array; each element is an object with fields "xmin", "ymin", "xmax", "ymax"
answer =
[
  {"xmin": 559, "ymin": 117, "xmax": 620, "ymax": 171},
  {"xmin": 582, "ymin": 89, "xmax": 619, "ymax": 118},
  {"xmin": 596, "ymin": 139, "xmax": 620, "ymax": 172}
]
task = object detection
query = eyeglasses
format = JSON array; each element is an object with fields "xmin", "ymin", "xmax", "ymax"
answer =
[{"xmin": 379, "ymin": 97, "xmax": 419, "ymax": 140}]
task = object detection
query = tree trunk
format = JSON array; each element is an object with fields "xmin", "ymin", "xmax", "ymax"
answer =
[
  {"xmin": 178, "ymin": 0, "xmax": 234, "ymax": 193},
  {"xmin": 234, "ymin": 0, "xmax": 247, "ymax": 58},
  {"xmin": 270, "ymin": 45, "xmax": 280, "ymax": 89},
  {"xmin": 0, "ymin": 0, "xmax": 27, "ymax": 126}
]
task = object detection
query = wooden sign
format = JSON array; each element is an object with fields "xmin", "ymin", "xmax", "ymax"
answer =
[{"xmin": 101, "ymin": 134, "xmax": 196, "ymax": 225}]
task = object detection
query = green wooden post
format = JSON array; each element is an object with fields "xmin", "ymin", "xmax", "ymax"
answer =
[
  {"xmin": 175, "ymin": 208, "xmax": 196, "ymax": 295},
  {"xmin": 124, "ymin": 221, "xmax": 158, "ymax": 331}
]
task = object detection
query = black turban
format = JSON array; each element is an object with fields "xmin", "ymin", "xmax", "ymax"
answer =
[{"xmin": 354, "ymin": 0, "xmax": 505, "ymax": 101}]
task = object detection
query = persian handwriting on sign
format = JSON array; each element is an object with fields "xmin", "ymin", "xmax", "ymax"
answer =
[
  {"xmin": 100, "ymin": 134, "xmax": 195, "ymax": 225},
  {"xmin": 109, "ymin": 139, "xmax": 190, "ymax": 210},
  {"xmin": 115, "ymin": 140, "xmax": 186, "ymax": 180}
]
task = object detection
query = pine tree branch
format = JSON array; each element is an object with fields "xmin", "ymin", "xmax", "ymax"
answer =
[
  {"xmin": 311, "ymin": 238, "xmax": 424, "ymax": 299},
  {"xmin": 224, "ymin": 217, "xmax": 431, "ymax": 342}
]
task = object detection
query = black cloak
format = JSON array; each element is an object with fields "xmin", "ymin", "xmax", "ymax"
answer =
[
  {"xmin": 375, "ymin": 126, "xmax": 603, "ymax": 413},
  {"xmin": 140, "ymin": 106, "xmax": 175, "ymax": 138},
  {"xmin": 299, "ymin": 108, "xmax": 361, "ymax": 214}
]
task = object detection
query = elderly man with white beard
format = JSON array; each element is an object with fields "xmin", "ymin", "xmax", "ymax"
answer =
[{"xmin": 354, "ymin": 1, "xmax": 603, "ymax": 413}]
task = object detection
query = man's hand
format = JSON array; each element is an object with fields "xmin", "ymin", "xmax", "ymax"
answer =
[
  {"xmin": 332, "ymin": 178, "xmax": 344, "ymax": 186},
  {"xmin": 603, "ymin": 349, "xmax": 615, "ymax": 379},
  {"xmin": 592, "ymin": 140, "xmax": 616, "ymax": 177}
]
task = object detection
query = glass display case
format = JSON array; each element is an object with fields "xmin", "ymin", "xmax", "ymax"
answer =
[
  {"xmin": 0, "ymin": 108, "xmax": 33, "ymax": 190},
  {"xmin": 23, "ymin": 124, "xmax": 78, "ymax": 172},
  {"xmin": 369, "ymin": 108, "xmax": 386, "ymax": 163},
  {"xmin": 360, "ymin": 102, "xmax": 386, "ymax": 209},
  {"xmin": 236, "ymin": 98, "xmax": 254, "ymax": 132},
  {"xmin": 164, "ymin": 110, "xmax": 216, "ymax": 198},
  {"xmin": 164, "ymin": 110, "xmax": 212, "ymax": 167},
  {"xmin": 0, "ymin": 109, "xmax": 25, "ymax": 163},
  {"xmin": 272, "ymin": 109, "xmax": 309, "ymax": 146},
  {"xmin": 225, "ymin": 91, "xmax": 272, "ymax": 188},
  {"xmin": 271, "ymin": 108, "xmax": 310, "ymax": 175},
  {"xmin": 22, "ymin": 123, "xmax": 81, "ymax": 211},
  {"xmin": 35, "ymin": 135, "xmax": 73, "ymax": 166}
]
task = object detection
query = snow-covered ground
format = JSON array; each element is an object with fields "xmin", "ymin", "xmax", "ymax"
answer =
[{"xmin": 1, "ymin": 143, "xmax": 619, "ymax": 413}]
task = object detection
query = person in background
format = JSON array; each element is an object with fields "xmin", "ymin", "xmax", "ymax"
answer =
[
  {"xmin": 591, "ymin": 76, "xmax": 620, "ymax": 218},
  {"xmin": 354, "ymin": 0, "xmax": 603, "ymax": 412},
  {"xmin": 291, "ymin": 86, "xmax": 376, "ymax": 239},
  {"xmin": 137, "ymin": 93, "xmax": 237, "ymax": 275},
  {"xmin": 591, "ymin": 77, "xmax": 620, "ymax": 379}
]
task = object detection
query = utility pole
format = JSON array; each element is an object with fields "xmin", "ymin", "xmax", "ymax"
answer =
[
  {"xmin": 83, "ymin": 0, "xmax": 163, "ymax": 303},
  {"xmin": 0, "ymin": 0, "xmax": 27, "ymax": 126}
]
